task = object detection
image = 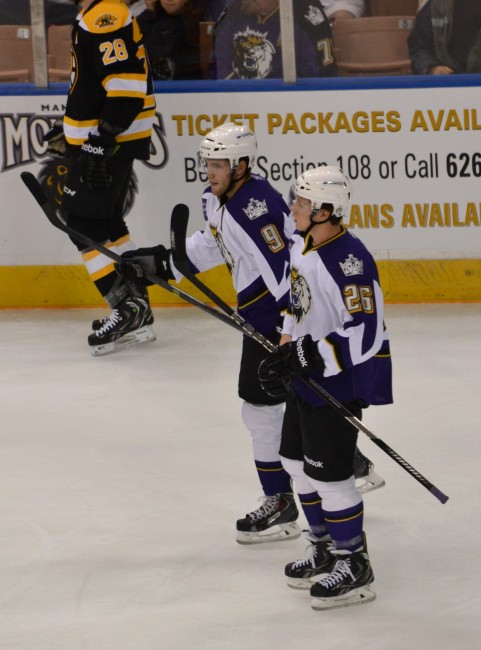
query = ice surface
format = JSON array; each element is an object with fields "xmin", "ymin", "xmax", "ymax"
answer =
[{"xmin": 0, "ymin": 304, "xmax": 479, "ymax": 650}]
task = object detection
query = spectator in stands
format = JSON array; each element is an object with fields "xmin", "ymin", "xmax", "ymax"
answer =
[
  {"xmin": 322, "ymin": 0, "xmax": 365, "ymax": 22},
  {"xmin": 136, "ymin": 0, "xmax": 202, "ymax": 80},
  {"xmin": 408, "ymin": 0, "xmax": 481, "ymax": 74},
  {"xmin": 214, "ymin": 0, "xmax": 337, "ymax": 79}
]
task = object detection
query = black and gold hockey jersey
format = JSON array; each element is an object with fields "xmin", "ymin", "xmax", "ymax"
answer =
[{"xmin": 64, "ymin": 0, "xmax": 155, "ymax": 160}]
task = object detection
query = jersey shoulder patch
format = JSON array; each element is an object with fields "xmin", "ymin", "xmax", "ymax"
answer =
[{"xmin": 79, "ymin": 0, "xmax": 131, "ymax": 35}]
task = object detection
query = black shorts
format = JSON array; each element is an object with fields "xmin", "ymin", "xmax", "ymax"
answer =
[
  {"xmin": 280, "ymin": 390, "xmax": 361, "ymax": 482},
  {"xmin": 60, "ymin": 156, "xmax": 134, "ymax": 249},
  {"xmin": 238, "ymin": 333, "xmax": 284, "ymax": 406}
]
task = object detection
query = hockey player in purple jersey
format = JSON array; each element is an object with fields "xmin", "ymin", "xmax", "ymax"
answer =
[
  {"xmin": 259, "ymin": 166, "xmax": 393, "ymax": 609},
  {"xmin": 119, "ymin": 126, "xmax": 383, "ymax": 545},
  {"xmin": 121, "ymin": 122, "xmax": 301, "ymax": 544}
]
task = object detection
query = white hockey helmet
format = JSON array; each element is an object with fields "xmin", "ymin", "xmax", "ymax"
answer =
[
  {"xmin": 294, "ymin": 166, "xmax": 352, "ymax": 221},
  {"xmin": 198, "ymin": 122, "xmax": 257, "ymax": 173}
]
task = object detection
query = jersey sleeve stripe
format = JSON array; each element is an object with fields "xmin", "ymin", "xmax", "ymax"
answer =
[
  {"xmin": 116, "ymin": 128, "xmax": 152, "ymax": 142},
  {"xmin": 102, "ymin": 74, "xmax": 147, "ymax": 94},
  {"xmin": 64, "ymin": 116, "xmax": 98, "ymax": 128},
  {"xmin": 105, "ymin": 89, "xmax": 146, "ymax": 99}
]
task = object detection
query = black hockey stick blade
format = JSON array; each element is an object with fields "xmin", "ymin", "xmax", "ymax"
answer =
[
  {"xmin": 170, "ymin": 203, "xmax": 190, "ymax": 268},
  {"xmin": 170, "ymin": 203, "xmax": 239, "ymax": 318},
  {"xmin": 21, "ymin": 170, "xmax": 50, "ymax": 210}
]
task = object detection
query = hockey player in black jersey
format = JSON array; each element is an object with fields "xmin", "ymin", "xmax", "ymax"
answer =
[
  {"xmin": 118, "ymin": 124, "xmax": 384, "ymax": 546},
  {"xmin": 43, "ymin": 0, "xmax": 156, "ymax": 355},
  {"xmin": 259, "ymin": 166, "xmax": 393, "ymax": 609}
]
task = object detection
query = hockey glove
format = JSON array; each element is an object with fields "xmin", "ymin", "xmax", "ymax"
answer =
[
  {"xmin": 117, "ymin": 245, "xmax": 175, "ymax": 286},
  {"xmin": 257, "ymin": 361, "xmax": 290, "ymax": 399},
  {"xmin": 258, "ymin": 335, "xmax": 324, "ymax": 397},
  {"xmin": 43, "ymin": 119, "xmax": 67, "ymax": 156},
  {"xmin": 79, "ymin": 133, "xmax": 120, "ymax": 190}
]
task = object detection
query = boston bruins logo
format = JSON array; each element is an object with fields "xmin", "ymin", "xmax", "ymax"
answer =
[
  {"xmin": 291, "ymin": 268, "xmax": 311, "ymax": 323},
  {"xmin": 94, "ymin": 14, "xmax": 118, "ymax": 29}
]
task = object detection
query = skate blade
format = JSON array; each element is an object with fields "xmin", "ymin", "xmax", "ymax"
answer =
[
  {"xmin": 236, "ymin": 521, "xmax": 301, "ymax": 545},
  {"xmin": 311, "ymin": 586, "xmax": 376, "ymax": 610},
  {"xmin": 89, "ymin": 326, "xmax": 156, "ymax": 356},
  {"xmin": 356, "ymin": 470, "xmax": 386, "ymax": 495},
  {"xmin": 287, "ymin": 573, "xmax": 330, "ymax": 590}
]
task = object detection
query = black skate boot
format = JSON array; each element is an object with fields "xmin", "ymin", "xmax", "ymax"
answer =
[
  {"xmin": 236, "ymin": 493, "xmax": 301, "ymax": 544},
  {"xmin": 310, "ymin": 550, "xmax": 376, "ymax": 610},
  {"xmin": 88, "ymin": 296, "xmax": 156, "ymax": 356},
  {"xmin": 92, "ymin": 287, "xmax": 154, "ymax": 331},
  {"xmin": 92, "ymin": 307, "xmax": 154, "ymax": 332},
  {"xmin": 285, "ymin": 532, "xmax": 337, "ymax": 589},
  {"xmin": 354, "ymin": 447, "xmax": 385, "ymax": 495}
]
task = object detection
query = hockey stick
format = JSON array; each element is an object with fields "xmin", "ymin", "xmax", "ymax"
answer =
[{"xmin": 170, "ymin": 204, "xmax": 450, "ymax": 505}]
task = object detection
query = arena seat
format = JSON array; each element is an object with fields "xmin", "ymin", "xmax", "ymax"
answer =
[{"xmin": 332, "ymin": 16, "xmax": 414, "ymax": 76}]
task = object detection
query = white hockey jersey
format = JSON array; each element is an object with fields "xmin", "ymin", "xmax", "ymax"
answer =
[
  {"xmin": 180, "ymin": 175, "xmax": 293, "ymax": 335},
  {"xmin": 284, "ymin": 227, "xmax": 393, "ymax": 407}
]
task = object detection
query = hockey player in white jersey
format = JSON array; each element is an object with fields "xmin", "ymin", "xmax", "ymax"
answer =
[
  {"xmin": 119, "ymin": 126, "xmax": 383, "ymax": 544},
  {"xmin": 259, "ymin": 166, "xmax": 393, "ymax": 609}
]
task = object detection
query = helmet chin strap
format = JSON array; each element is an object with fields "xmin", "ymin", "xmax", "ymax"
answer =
[
  {"xmin": 301, "ymin": 212, "xmax": 332, "ymax": 238},
  {"xmin": 220, "ymin": 164, "xmax": 249, "ymax": 205}
]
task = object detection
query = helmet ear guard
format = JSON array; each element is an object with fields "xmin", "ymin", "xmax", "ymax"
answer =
[
  {"xmin": 198, "ymin": 122, "xmax": 257, "ymax": 174},
  {"xmin": 294, "ymin": 166, "xmax": 352, "ymax": 223}
]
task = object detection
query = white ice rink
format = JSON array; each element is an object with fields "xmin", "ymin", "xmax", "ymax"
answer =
[{"xmin": 0, "ymin": 303, "xmax": 480, "ymax": 650}]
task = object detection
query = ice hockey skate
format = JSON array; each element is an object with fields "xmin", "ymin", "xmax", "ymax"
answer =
[
  {"xmin": 285, "ymin": 532, "xmax": 336, "ymax": 589},
  {"xmin": 236, "ymin": 492, "xmax": 301, "ymax": 544},
  {"xmin": 92, "ymin": 306, "xmax": 154, "ymax": 331},
  {"xmin": 92, "ymin": 287, "xmax": 154, "ymax": 331},
  {"xmin": 88, "ymin": 296, "xmax": 156, "ymax": 356},
  {"xmin": 354, "ymin": 448, "xmax": 385, "ymax": 494},
  {"xmin": 310, "ymin": 550, "xmax": 376, "ymax": 610}
]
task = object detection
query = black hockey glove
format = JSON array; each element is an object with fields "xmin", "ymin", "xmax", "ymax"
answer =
[
  {"xmin": 79, "ymin": 133, "xmax": 120, "ymax": 190},
  {"xmin": 258, "ymin": 335, "xmax": 324, "ymax": 397},
  {"xmin": 257, "ymin": 361, "xmax": 290, "ymax": 400},
  {"xmin": 43, "ymin": 119, "xmax": 67, "ymax": 156},
  {"xmin": 117, "ymin": 245, "xmax": 175, "ymax": 286}
]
